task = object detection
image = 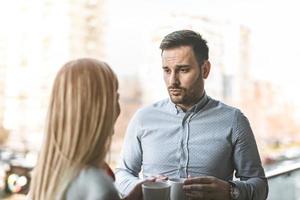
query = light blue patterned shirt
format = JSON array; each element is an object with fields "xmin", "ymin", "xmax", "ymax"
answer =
[{"xmin": 115, "ymin": 93, "xmax": 268, "ymax": 200}]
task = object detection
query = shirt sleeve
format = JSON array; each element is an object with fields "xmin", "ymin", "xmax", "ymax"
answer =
[
  {"xmin": 115, "ymin": 111, "xmax": 144, "ymax": 196},
  {"xmin": 232, "ymin": 110, "xmax": 268, "ymax": 200}
]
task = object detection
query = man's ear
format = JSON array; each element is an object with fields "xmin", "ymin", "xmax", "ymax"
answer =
[{"xmin": 202, "ymin": 60, "xmax": 211, "ymax": 79}]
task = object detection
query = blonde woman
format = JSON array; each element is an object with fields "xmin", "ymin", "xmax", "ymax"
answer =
[{"xmin": 28, "ymin": 58, "xmax": 148, "ymax": 200}]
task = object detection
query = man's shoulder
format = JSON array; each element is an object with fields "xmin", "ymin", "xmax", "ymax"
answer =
[
  {"xmin": 130, "ymin": 98, "xmax": 170, "ymax": 122},
  {"xmin": 209, "ymin": 97, "xmax": 241, "ymax": 114},
  {"xmin": 137, "ymin": 98, "xmax": 170, "ymax": 113}
]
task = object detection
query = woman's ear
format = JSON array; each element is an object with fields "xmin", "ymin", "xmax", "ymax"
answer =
[{"xmin": 202, "ymin": 60, "xmax": 211, "ymax": 79}]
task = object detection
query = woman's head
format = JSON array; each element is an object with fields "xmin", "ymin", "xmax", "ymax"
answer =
[
  {"xmin": 48, "ymin": 58, "xmax": 120, "ymax": 165},
  {"xmin": 30, "ymin": 58, "xmax": 120, "ymax": 199}
]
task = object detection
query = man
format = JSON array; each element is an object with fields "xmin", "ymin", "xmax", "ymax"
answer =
[{"xmin": 115, "ymin": 30, "xmax": 268, "ymax": 200}]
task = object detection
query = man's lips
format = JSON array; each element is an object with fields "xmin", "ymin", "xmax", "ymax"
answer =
[{"xmin": 169, "ymin": 88, "xmax": 182, "ymax": 95}]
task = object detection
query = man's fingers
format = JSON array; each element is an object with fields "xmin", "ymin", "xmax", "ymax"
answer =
[
  {"xmin": 183, "ymin": 184, "xmax": 214, "ymax": 192},
  {"xmin": 156, "ymin": 175, "xmax": 168, "ymax": 180},
  {"xmin": 184, "ymin": 176, "xmax": 215, "ymax": 185},
  {"xmin": 146, "ymin": 175, "xmax": 168, "ymax": 183},
  {"xmin": 140, "ymin": 178, "xmax": 156, "ymax": 186}
]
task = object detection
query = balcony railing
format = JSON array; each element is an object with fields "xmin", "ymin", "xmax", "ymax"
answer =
[{"xmin": 266, "ymin": 161, "xmax": 300, "ymax": 200}]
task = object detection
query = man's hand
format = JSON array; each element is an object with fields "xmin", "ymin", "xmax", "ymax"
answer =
[
  {"xmin": 150, "ymin": 175, "xmax": 168, "ymax": 182},
  {"xmin": 183, "ymin": 176, "xmax": 231, "ymax": 200}
]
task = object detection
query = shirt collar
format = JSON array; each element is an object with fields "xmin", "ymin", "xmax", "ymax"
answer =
[{"xmin": 168, "ymin": 92, "xmax": 209, "ymax": 114}]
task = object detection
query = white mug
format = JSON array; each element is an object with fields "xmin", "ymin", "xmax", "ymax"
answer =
[
  {"xmin": 168, "ymin": 178, "xmax": 188, "ymax": 200},
  {"xmin": 142, "ymin": 181, "xmax": 171, "ymax": 200}
]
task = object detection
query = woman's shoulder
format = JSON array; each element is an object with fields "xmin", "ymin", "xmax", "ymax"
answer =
[
  {"xmin": 66, "ymin": 166, "xmax": 120, "ymax": 200},
  {"xmin": 80, "ymin": 166, "xmax": 113, "ymax": 182}
]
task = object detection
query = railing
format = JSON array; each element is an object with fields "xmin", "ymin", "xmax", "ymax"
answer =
[{"xmin": 266, "ymin": 161, "xmax": 300, "ymax": 200}]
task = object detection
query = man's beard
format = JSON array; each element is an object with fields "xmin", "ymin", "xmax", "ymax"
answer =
[{"xmin": 168, "ymin": 86, "xmax": 200, "ymax": 107}]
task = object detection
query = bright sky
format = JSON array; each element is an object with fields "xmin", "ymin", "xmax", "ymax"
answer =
[
  {"xmin": 1, "ymin": 0, "xmax": 300, "ymax": 115},
  {"xmin": 106, "ymin": 0, "xmax": 300, "ymax": 78}
]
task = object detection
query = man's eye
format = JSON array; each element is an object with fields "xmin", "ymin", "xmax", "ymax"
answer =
[
  {"xmin": 180, "ymin": 68, "xmax": 189, "ymax": 73},
  {"xmin": 163, "ymin": 69, "xmax": 171, "ymax": 73}
]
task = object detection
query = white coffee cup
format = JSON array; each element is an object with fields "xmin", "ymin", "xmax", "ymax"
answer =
[
  {"xmin": 168, "ymin": 178, "xmax": 188, "ymax": 200},
  {"xmin": 142, "ymin": 181, "xmax": 171, "ymax": 200}
]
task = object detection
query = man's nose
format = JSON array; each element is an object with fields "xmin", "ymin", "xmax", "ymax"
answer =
[{"xmin": 169, "ymin": 72, "xmax": 179, "ymax": 86}]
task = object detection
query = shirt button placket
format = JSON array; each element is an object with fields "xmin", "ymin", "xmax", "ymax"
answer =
[{"xmin": 180, "ymin": 113, "xmax": 191, "ymax": 177}]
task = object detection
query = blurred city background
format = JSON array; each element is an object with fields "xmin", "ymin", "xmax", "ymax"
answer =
[{"xmin": 0, "ymin": 0, "xmax": 300, "ymax": 199}]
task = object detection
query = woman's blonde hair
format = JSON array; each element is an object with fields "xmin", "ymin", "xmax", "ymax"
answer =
[{"xmin": 29, "ymin": 58, "xmax": 119, "ymax": 200}]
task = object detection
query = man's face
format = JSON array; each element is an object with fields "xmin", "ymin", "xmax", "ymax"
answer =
[{"xmin": 162, "ymin": 46, "xmax": 210, "ymax": 111}]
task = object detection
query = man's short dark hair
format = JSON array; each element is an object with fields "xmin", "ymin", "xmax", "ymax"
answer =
[{"xmin": 159, "ymin": 30, "xmax": 209, "ymax": 65}]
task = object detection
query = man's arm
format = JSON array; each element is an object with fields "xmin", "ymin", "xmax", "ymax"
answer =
[
  {"xmin": 115, "ymin": 112, "xmax": 143, "ymax": 196},
  {"xmin": 231, "ymin": 110, "xmax": 268, "ymax": 200},
  {"xmin": 232, "ymin": 177, "xmax": 268, "ymax": 200}
]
